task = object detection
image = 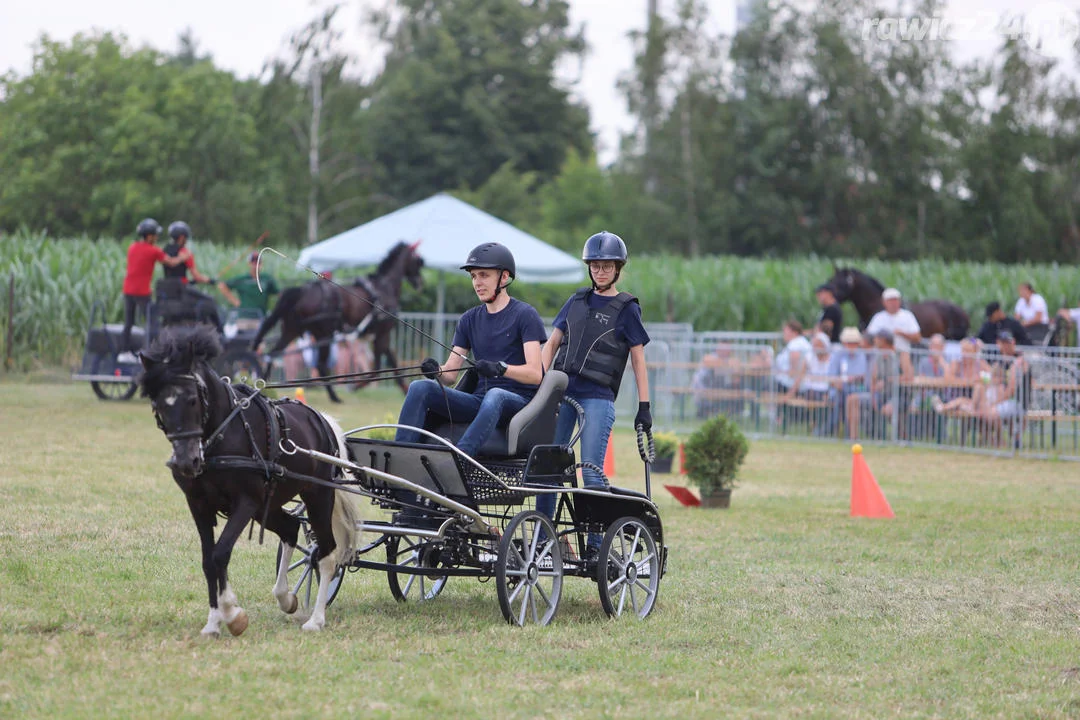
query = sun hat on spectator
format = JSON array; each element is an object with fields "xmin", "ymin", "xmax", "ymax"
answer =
[
  {"xmin": 839, "ymin": 327, "xmax": 862, "ymax": 344},
  {"xmin": 882, "ymin": 287, "xmax": 902, "ymax": 300},
  {"xmin": 997, "ymin": 329, "xmax": 1015, "ymax": 343}
]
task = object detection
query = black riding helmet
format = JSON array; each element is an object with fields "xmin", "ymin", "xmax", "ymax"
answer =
[
  {"xmin": 461, "ymin": 242, "xmax": 516, "ymax": 302},
  {"xmin": 136, "ymin": 218, "xmax": 162, "ymax": 238},
  {"xmin": 583, "ymin": 231, "xmax": 627, "ymax": 289},
  {"xmin": 168, "ymin": 221, "xmax": 192, "ymax": 242}
]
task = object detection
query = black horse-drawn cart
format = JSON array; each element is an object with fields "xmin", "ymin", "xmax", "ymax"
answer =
[
  {"xmin": 279, "ymin": 369, "xmax": 668, "ymax": 625},
  {"xmin": 73, "ymin": 279, "xmax": 264, "ymax": 400}
]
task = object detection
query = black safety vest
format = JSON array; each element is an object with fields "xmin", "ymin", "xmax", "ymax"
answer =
[
  {"xmin": 552, "ymin": 289, "xmax": 637, "ymax": 398},
  {"xmin": 162, "ymin": 242, "xmax": 188, "ymax": 281}
]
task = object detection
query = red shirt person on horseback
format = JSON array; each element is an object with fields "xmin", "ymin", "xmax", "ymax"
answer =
[{"xmin": 118, "ymin": 218, "xmax": 189, "ymax": 363}]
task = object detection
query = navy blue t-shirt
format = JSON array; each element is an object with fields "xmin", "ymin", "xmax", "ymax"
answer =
[
  {"xmin": 553, "ymin": 291, "xmax": 650, "ymax": 400},
  {"xmin": 452, "ymin": 298, "xmax": 547, "ymax": 398}
]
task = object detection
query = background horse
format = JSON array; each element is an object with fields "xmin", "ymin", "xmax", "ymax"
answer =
[
  {"xmin": 140, "ymin": 324, "xmax": 360, "ymax": 635},
  {"xmin": 251, "ymin": 241, "xmax": 424, "ymax": 402},
  {"xmin": 826, "ymin": 266, "xmax": 970, "ymax": 341}
]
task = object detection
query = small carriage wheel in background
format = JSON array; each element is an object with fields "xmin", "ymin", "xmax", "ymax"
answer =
[
  {"xmin": 597, "ymin": 517, "xmax": 660, "ymax": 620},
  {"xmin": 275, "ymin": 501, "xmax": 345, "ymax": 613},
  {"xmin": 90, "ymin": 355, "xmax": 137, "ymax": 401},
  {"xmin": 386, "ymin": 535, "xmax": 448, "ymax": 602},
  {"xmin": 496, "ymin": 510, "xmax": 563, "ymax": 627}
]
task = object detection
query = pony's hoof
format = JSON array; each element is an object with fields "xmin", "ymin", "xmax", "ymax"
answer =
[
  {"xmin": 284, "ymin": 593, "xmax": 298, "ymax": 615},
  {"xmin": 200, "ymin": 628, "xmax": 221, "ymax": 639},
  {"xmin": 226, "ymin": 610, "xmax": 249, "ymax": 636},
  {"xmin": 301, "ymin": 618, "xmax": 324, "ymax": 632}
]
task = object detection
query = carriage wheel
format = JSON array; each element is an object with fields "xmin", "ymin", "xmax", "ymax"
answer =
[
  {"xmin": 90, "ymin": 356, "xmax": 137, "ymax": 401},
  {"xmin": 386, "ymin": 534, "xmax": 448, "ymax": 602},
  {"xmin": 217, "ymin": 348, "xmax": 264, "ymax": 384},
  {"xmin": 275, "ymin": 503, "xmax": 345, "ymax": 612},
  {"xmin": 496, "ymin": 511, "xmax": 563, "ymax": 626},
  {"xmin": 596, "ymin": 517, "xmax": 660, "ymax": 620}
]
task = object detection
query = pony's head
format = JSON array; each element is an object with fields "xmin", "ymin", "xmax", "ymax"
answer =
[
  {"xmin": 827, "ymin": 266, "xmax": 857, "ymax": 302},
  {"xmin": 375, "ymin": 241, "xmax": 425, "ymax": 291},
  {"xmin": 139, "ymin": 325, "xmax": 222, "ymax": 478},
  {"xmin": 405, "ymin": 240, "xmax": 425, "ymax": 290}
]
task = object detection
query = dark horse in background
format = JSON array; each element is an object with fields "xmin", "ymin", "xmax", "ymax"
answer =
[
  {"xmin": 826, "ymin": 266, "xmax": 970, "ymax": 341},
  {"xmin": 139, "ymin": 324, "xmax": 360, "ymax": 635},
  {"xmin": 251, "ymin": 241, "xmax": 425, "ymax": 402}
]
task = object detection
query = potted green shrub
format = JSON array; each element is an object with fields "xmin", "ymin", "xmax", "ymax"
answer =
[
  {"xmin": 650, "ymin": 431, "xmax": 679, "ymax": 473},
  {"xmin": 683, "ymin": 415, "xmax": 749, "ymax": 508}
]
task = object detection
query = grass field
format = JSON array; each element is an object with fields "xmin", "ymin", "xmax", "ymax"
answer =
[{"xmin": 4, "ymin": 378, "xmax": 1080, "ymax": 718}]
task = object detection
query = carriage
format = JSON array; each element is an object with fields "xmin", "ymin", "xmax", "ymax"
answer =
[
  {"xmin": 72, "ymin": 278, "xmax": 265, "ymax": 400},
  {"xmin": 278, "ymin": 368, "xmax": 668, "ymax": 625}
]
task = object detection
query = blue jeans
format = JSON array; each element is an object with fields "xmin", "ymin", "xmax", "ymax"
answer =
[
  {"xmin": 394, "ymin": 379, "xmax": 528, "ymax": 457},
  {"xmin": 537, "ymin": 396, "xmax": 616, "ymax": 549}
]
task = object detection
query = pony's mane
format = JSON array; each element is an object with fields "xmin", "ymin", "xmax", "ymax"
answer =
[{"xmin": 139, "ymin": 324, "xmax": 222, "ymax": 398}]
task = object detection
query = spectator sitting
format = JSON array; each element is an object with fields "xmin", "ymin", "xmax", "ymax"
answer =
[
  {"xmin": 989, "ymin": 330, "xmax": 1030, "ymax": 422},
  {"xmin": 691, "ymin": 343, "xmax": 741, "ymax": 418},
  {"xmin": 814, "ymin": 284, "xmax": 843, "ymax": 343},
  {"xmin": 846, "ymin": 331, "xmax": 899, "ymax": 440},
  {"xmin": 1057, "ymin": 301, "xmax": 1080, "ymax": 346},
  {"xmin": 977, "ymin": 301, "xmax": 1031, "ymax": 346},
  {"xmin": 820, "ymin": 326, "xmax": 870, "ymax": 436},
  {"xmin": 1014, "ymin": 282, "xmax": 1050, "ymax": 343},
  {"xmin": 764, "ymin": 319, "xmax": 813, "ymax": 395},
  {"xmin": 789, "ymin": 332, "xmax": 832, "ymax": 400},
  {"xmin": 867, "ymin": 288, "xmax": 921, "ymax": 372},
  {"xmin": 909, "ymin": 333, "xmax": 952, "ymax": 412}
]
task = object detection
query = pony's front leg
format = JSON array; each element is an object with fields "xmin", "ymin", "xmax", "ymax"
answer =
[
  {"xmin": 185, "ymin": 496, "xmax": 224, "ymax": 638},
  {"xmin": 302, "ymin": 554, "xmax": 339, "ymax": 632},
  {"xmin": 211, "ymin": 501, "xmax": 259, "ymax": 636}
]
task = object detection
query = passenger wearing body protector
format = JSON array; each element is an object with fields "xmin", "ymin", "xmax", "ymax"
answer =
[
  {"xmin": 396, "ymin": 243, "xmax": 547, "ymax": 457},
  {"xmin": 118, "ymin": 218, "xmax": 190, "ymax": 363},
  {"xmin": 160, "ymin": 221, "xmax": 223, "ymax": 332},
  {"xmin": 538, "ymin": 231, "xmax": 652, "ymax": 556}
]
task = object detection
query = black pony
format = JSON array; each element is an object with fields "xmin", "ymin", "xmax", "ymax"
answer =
[
  {"xmin": 826, "ymin": 266, "xmax": 970, "ymax": 340},
  {"xmin": 140, "ymin": 324, "xmax": 359, "ymax": 635},
  {"xmin": 251, "ymin": 241, "xmax": 424, "ymax": 402}
]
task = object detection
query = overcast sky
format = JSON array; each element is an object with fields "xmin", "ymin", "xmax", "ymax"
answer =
[{"xmin": 0, "ymin": 0, "xmax": 1067, "ymax": 162}]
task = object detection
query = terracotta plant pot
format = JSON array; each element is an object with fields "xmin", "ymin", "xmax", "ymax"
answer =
[{"xmin": 699, "ymin": 488, "xmax": 732, "ymax": 509}]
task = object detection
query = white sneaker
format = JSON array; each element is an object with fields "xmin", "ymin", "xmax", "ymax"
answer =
[{"xmin": 116, "ymin": 352, "xmax": 138, "ymax": 364}]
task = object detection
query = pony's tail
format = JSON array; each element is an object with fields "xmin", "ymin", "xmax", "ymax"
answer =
[
  {"xmin": 322, "ymin": 412, "xmax": 360, "ymax": 569},
  {"xmin": 251, "ymin": 285, "xmax": 304, "ymax": 351}
]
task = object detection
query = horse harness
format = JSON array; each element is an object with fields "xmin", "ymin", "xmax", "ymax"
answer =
[{"xmin": 154, "ymin": 371, "xmax": 346, "ymax": 541}]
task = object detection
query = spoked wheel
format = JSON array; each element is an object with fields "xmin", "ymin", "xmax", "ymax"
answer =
[
  {"xmin": 496, "ymin": 511, "xmax": 563, "ymax": 626},
  {"xmin": 386, "ymin": 534, "xmax": 448, "ymax": 602},
  {"xmin": 276, "ymin": 502, "xmax": 346, "ymax": 613},
  {"xmin": 597, "ymin": 517, "xmax": 660, "ymax": 620},
  {"xmin": 90, "ymin": 355, "xmax": 137, "ymax": 401}
]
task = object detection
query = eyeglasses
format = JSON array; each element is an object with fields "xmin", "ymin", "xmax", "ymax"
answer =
[{"xmin": 589, "ymin": 262, "xmax": 617, "ymax": 273}]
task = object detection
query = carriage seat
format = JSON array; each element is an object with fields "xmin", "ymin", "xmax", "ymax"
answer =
[{"xmin": 424, "ymin": 369, "xmax": 569, "ymax": 459}]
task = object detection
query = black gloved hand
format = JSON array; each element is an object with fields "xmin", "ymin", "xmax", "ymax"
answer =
[
  {"xmin": 206, "ymin": 277, "xmax": 217, "ymax": 285},
  {"xmin": 634, "ymin": 401, "xmax": 652, "ymax": 431},
  {"xmin": 474, "ymin": 360, "xmax": 507, "ymax": 378},
  {"xmin": 421, "ymin": 357, "xmax": 441, "ymax": 380}
]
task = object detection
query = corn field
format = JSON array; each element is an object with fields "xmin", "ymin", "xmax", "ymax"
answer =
[{"xmin": 1, "ymin": 229, "xmax": 1078, "ymax": 370}]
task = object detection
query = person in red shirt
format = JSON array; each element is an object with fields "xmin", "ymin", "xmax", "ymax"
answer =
[{"xmin": 118, "ymin": 218, "xmax": 189, "ymax": 362}]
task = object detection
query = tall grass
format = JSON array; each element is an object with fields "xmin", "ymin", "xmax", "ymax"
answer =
[{"xmin": 2, "ymin": 228, "xmax": 1079, "ymax": 369}]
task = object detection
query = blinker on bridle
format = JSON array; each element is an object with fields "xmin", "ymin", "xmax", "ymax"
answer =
[{"xmin": 154, "ymin": 372, "xmax": 211, "ymax": 441}]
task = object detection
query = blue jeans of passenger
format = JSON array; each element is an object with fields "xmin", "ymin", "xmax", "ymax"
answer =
[
  {"xmin": 537, "ymin": 396, "xmax": 616, "ymax": 551},
  {"xmin": 394, "ymin": 379, "xmax": 528, "ymax": 457}
]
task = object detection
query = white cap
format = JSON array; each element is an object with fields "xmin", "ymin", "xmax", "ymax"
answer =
[{"xmin": 882, "ymin": 288, "xmax": 901, "ymax": 300}]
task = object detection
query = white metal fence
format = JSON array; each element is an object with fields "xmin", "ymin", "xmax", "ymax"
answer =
[{"xmin": 386, "ymin": 313, "xmax": 1080, "ymax": 460}]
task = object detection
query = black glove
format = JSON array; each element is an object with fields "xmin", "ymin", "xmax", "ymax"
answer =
[
  {"xmin": 634, "ymin": 401, "xmax": 652, "ymax": 431},
  {"xmin": 474, "ymin": 360, "xmax": 507, "ymax": 378},
  {"xmin": 205, "ymin": 277, "xmax": 217, "ymax": 285},
  {"xmin": 421, "ymin": 357, "xmax": 441, "ymax": 380}
]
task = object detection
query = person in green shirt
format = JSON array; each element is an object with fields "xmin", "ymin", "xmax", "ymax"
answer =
[{"xmin": 218, "ymin": 252, "xmax": 280, "ymax": 314}]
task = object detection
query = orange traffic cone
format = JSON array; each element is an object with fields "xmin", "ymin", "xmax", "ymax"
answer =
[
  {"xmin": 603, "ymin": 431, "xmax": 616, "ymax": 477},
  {"xmin": 850, "ymin": 444, "xmax": 894, "ymax": 518},
  {"xmin": 679, "ymin": 443, "xmax": 688, "ymax": 475},
  {"xmin": 295, "ymin": 387, "xmax": 306, "ymax": 404}
]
